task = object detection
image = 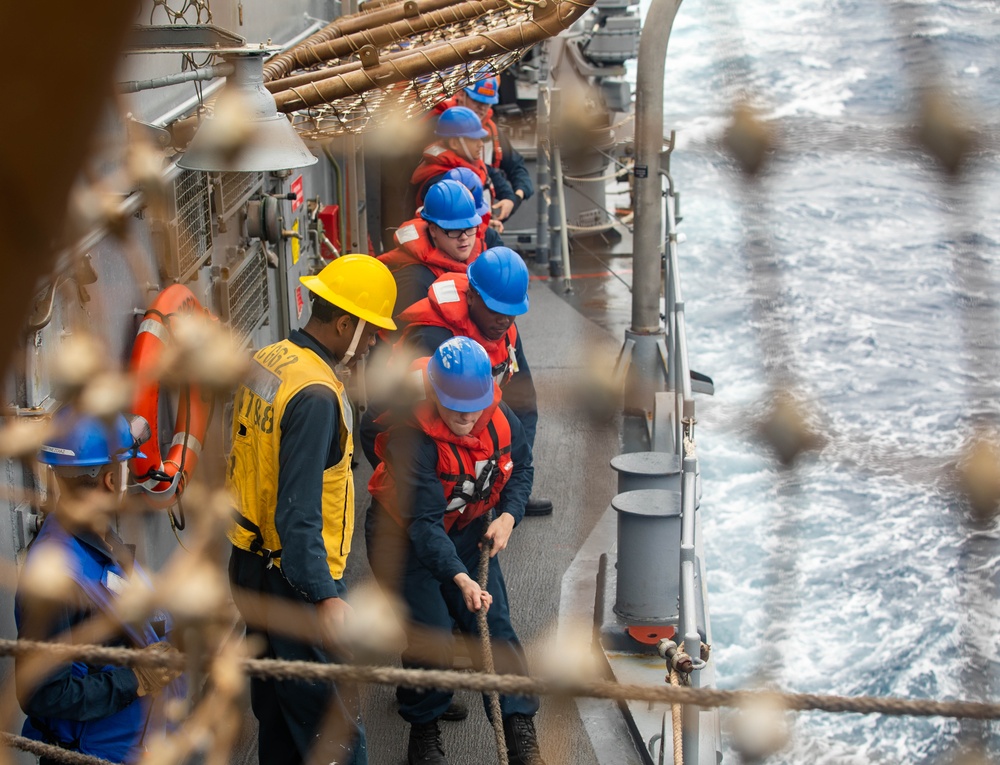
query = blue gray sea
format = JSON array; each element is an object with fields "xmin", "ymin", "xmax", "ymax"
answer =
[{"xmin": 634, "ymin": 0, "xmax": 1000, "ymax": 762}]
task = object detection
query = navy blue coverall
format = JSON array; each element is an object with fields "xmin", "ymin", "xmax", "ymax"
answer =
[{"xmin": 366, "ymin": 401, "xmax": 540, "ymax": 724}]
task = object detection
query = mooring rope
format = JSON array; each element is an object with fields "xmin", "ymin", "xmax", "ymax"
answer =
[
  {"xmin": 477, "ymin": 512, "xmax": 509, "ymax": 765},
  {"xmin": 4, "ymin": 638, "xmax": 1000, "ymax": 720},
  {"xmin": 669, "ymin": 668, "xmax": 683, "ymax": 765},
  {"xmin": 0, "ymin": 732, "xmax": 118, "ymax": 765}
]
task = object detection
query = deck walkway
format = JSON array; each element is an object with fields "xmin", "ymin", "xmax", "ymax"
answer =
[{"xmin": 234, "ymin": 243, "xmax": 638, "ymax": 764}]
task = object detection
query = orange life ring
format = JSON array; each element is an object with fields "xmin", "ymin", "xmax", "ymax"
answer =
[{"xmin": 129, "ymin": 284, "xmax": 214, "ymax": 502}]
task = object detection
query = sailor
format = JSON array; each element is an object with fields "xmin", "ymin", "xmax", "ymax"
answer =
[
  {"xmin": 389, "ymin": 247, "xmax": 552, "ymax": 516},
  {"xmin": 409, "ymin": 106, "xmax": 516, "ymax": 220},
  {"xmin": 434, "ymin": 76, "xmax": 534, "ymax": 224},
  {"xmin": 16, "ymin": 407, "xmax": 182, "ymax": 765},
  {"xmin": 442, "ymin": 166, "xmax": 505, "ymax": 250},
  {"xmin": 380, "ymin": 179, "xmax": 484, "ymax": 316},
  {"xmin": 226, "ymin": 254, "xmax": 397, "ymax": 765},
  {"xmin": 367, "ymin": 337, "xmax": 548, "ymax": 765}
]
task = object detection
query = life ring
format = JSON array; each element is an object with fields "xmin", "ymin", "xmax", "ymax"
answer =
[{"xmin": 129, "ymin": 284, "xmax": 214, "ymax": 503}]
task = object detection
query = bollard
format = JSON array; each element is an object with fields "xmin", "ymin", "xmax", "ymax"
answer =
[
  {"xmin": 611, "ymin": 451, "xmax": 681, "ymax": 494},
  {"xmin": 611, "ymin": 489, "xmax": 681, "ymax": 623}
]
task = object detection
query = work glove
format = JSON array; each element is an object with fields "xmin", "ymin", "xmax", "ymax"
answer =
[{"xmin": 133, "ymin": 641, "xmax": 182, "ymax": 697}]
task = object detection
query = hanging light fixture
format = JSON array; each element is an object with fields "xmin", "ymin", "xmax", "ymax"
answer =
[{"xmin": 177, "ymin": 51, "xmax": 317, "ymax": 172}]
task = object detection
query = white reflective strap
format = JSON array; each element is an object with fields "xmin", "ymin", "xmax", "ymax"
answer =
[
  {"xmin": 396, "ymin": 224, "xmax": 419, "ymax": 244},
  {"xmin": 426, "ymin": 144, "xmax": 447, "ymax": 157},
  {"xmin": 431, "ymin": 280, "xmax": 461, "ymax": 304},
  {"xmin": 338, "ymin": 319, "xmax": 367, "ymax": 369},
  {"xmin": 340, "ymin": 390, "xmax": 354, "ymax": 434},
  {"xmin": 170, "ymin": 432, "xmax": 203, "ymax": 456},
  {"xmin": 138, "ymin": 319, "xmax": 169, "ymax": 344}
]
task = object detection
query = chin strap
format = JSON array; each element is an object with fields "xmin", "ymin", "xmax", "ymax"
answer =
[
  {"xmin": 336, "ymin": 318, "xmax": 367, "ymax": 372},
  {"xmin": 458, "ymin": 137, "xmax": 480, "ymax": 162}
]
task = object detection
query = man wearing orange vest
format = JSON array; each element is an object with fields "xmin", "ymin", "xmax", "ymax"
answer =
[
  {"xmin": 364, "ymin": 247, "xmax": 552, "ymax": 517},
  {"xmin": 368, "ymin": 337, "xmax": 547, "ymax": 765},
  {"xmin": 226, "ymin": 254, "xmax": 397, "ymax": 765},
  {"xmin": 442, "ymin": 167, "xmax": 504, "ymax": 250},
  {"xmin": 409, "ymin": 106, "xmax": 516, "ymax": 221},
  {"xmin": 433, "ymin": 76, "xmax": 533, "ymax": 224},
  {"xmin": 379, "ymin": 179, "xmax": 484, "ymax": 316}
]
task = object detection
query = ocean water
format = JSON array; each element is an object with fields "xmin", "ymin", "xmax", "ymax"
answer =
[{"xmin": 638, "ymin": 0, "xmax": 1000, "ymax": 762}]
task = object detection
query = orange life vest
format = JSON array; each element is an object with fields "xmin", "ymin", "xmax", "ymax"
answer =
[
  {"xmin": 396, "ymin": 274, "xmax": 519, "ymax": 386},
  {"xmin": 411, "ymin": 143, "xmax": 489, "ymax": 207},
  {"xmin": 369, "ymin": 376, "xmax": 512, "ymax": 533},
  {"xmin": 379, "ymin": 218, "xmax": 483, "ymax": 282}
]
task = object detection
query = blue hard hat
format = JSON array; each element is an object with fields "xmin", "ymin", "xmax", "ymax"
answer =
[
  {"xmin": 443, "ymin": 167, "xmax": 489, "ymax": 217},
  {"xmin": 436, "ymin": 106, "xmax": 488, "ymax": 139},
  {"xmin": 421, "ymin": 180, "xmax": 482, "ymax": 230},
  {"xmin": 427, "ymin": 337, "xmax": 495, "ymax": 413},
  {"xmin": 468, "ymin": 247, "xmax": 530, "ymax": 316},
  {"xmin": 38, "ymin": 409, "xmax": 146, "ymax": 475},
  {"xmin": 464, "ymin": 76, "xmax": 499, "ymax": 105}
]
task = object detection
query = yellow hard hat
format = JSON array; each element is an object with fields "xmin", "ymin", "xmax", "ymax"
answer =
[{"xmin": 300, "ymin": 254, "xmax": 397, "ymax": 330}]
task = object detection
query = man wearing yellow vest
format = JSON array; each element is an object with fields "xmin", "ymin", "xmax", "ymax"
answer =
[{"xmin": 226, "ymin": 254, "xmax": 397, "ymax": 765}]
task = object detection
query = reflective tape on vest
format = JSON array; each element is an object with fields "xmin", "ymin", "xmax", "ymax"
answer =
[
  {"xmin": 171, "ymin": 432, "xmax": 203, "ymax": 455},
  {"xmin": 431, "ymin": 279, "xmax": 461, "ymax": 304},
  {"xmin": 138, "ymin": 319, "xmax": 169, "ymax": 344},
  {"xmin": 396, "ymin": 224, "xmax": 420, "ymax": 245}
]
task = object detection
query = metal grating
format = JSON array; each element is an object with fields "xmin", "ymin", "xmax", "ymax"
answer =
[
  {"xmin": 156, "ymin": 170, "xmax": 213, "ymax": 281},
  {"xmin": 214, "ymin": 171, "xmax": 263, "ymax": 222},
  {"xmin": 218, "ymin": 245, "xmax": 268, "ymax": 342}
]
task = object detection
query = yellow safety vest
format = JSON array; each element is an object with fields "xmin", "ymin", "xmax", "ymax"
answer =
[{"xmin": 227, "ymin": 339, "xmax": 355, "ymax": 579}]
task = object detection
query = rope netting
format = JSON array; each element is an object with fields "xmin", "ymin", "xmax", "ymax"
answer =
[
  {"xmin": 257, "ymin": 0, "xmax": 592, "ymax": 139},
  {"xmin": 286, "ymin": 52, "xmax": 524, "ymax": 139}
]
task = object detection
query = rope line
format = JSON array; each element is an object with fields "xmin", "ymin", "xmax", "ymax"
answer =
[
  {"xmin": 477, "ymin": 514, "xmax": 508, "ymax": 765},
  {"xmin": 5, "ymin": 639, "xmax": 1000, "ymax": 721},
  {"xmin": 669, "ymin": 668, "xmax": 683, "ymax": 765},
  {"xmin": 0, "ymin": 732, "xmax": 119, "ymax": 765}
]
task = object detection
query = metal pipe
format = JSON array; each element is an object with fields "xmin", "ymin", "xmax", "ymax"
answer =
[
  {"xmin": 118, "ymin": 63, "xmax": 234, "ymax": 94},
  {"xmin": 678, "ymin": 455, "xmax": 701, "ymax": 765},
  {"xmin": 552, "ymin": 144, "xmax": 573, "ymax": 291},
  {"xmin": 675, "ymin": 307, "xmax": 693, "ymax": 451},
  {"xmin": 264, "ymin": 0, "xmax": 508, "ymax": 92},
  {"xmin": 273, "ymin": 0, "xmax": 597, "ymax": 112},
  {"xmin": 631, "ymin": 0, "xmax": 683, "ymax": 333},
  {"xmin": 263, "ymin": 0, "xmax": 479, "ymax": 81},
  {"xmin": 535, "ymin": 43, "xmax": 551, "ymax": 267}
]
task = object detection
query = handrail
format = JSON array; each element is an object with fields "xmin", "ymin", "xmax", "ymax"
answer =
[
  {"xmin": 664, "ymin": 178, "xmax": 694, "ymax": 457},
  {"xmin": 679, "ymin": 455, "xmax": 702, "ymax": 763},
  {"xmin": 664, "ymin": 164, "xmax": 701, "ymax": 764}
]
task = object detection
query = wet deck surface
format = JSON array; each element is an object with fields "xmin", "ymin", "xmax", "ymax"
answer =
[{"xmin": 234, "ymin": 234, "xmax": 637, "ymax": 765}]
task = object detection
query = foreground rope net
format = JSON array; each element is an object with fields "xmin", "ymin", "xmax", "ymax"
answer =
[{"xmin": 4, "ymin": 639, "xmax": 1000, "ymax": 722}]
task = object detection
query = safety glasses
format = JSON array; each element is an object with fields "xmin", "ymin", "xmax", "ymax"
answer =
[{"xmin": 441, "ymin": 226, "xmax": 477, "ymax": 239}]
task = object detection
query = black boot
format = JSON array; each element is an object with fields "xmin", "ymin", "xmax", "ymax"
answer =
[
  {"xmin": 440, "ymin": 699, "xmax": 469, "ymax": 721},
  {"xmin": 407, "ymin": 720, "xmax": 450, "ymax": 764},
  {"xmin": 504, "ymin": 714, "xmax": 547, "ymax": 765},
  {"xmin": 524, "ymin": 496, "xmax": 553, "ymax": 517}
]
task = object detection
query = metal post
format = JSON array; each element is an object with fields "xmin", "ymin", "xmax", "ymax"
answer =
[
  {"xmin": 547, "ymin": 88, "xmax": 563, "ymax": 277},
  {"xmin": 631, "ymin": 0, "xmax": 683, "ymax": 334},
  {"xmin": 679, "ymin": 455, "xmax": 701, "ymax": 765},
  {"xmin": 535, "ymin": 41, "xmax": 551, "ymax": 267},
  {"xmin": 553, "ymin": 144, "xmax": 573, "ymax": 291},
  {"xmin": 619, "ymin": 0, "xmax": 682, "ymax": 451},
  {"xmin": 344, "ymin": 134, "xmax": 363, "ymax": 252}
]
